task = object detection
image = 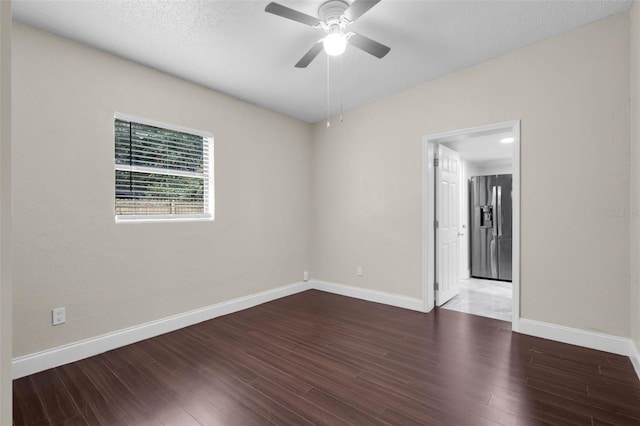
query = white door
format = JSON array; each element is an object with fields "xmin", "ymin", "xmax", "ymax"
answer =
[
  {"xmin": 435, "ymin": 145, "xmax": 461, "ymax": 306},
  {"xmin": 459, "ymin": 161, "xmax": 471, "ymax": 280}
]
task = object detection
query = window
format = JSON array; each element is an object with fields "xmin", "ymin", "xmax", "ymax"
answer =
[{"xmin": 114, "ymin": 113, "xmax": 213, "ymax": 222}]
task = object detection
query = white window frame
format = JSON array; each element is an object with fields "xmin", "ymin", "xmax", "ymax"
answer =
[{"xmin": 114, "ymin": 112, "xmax": 214, "ymax": 224}]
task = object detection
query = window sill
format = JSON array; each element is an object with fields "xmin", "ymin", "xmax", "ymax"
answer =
[{"xmin": 115, "ymin": 214, "xmax": 213, "ymax": 224}]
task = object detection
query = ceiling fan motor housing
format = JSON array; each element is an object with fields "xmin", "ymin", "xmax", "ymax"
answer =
[{"xmin": 319, "ymin": 0, "xmax": 350, "ymax": 26}]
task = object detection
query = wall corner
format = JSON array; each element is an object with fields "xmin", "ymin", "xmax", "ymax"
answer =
[{"xmin": 0, "ymin": 0, "xmax": 13, "ymax": 424}]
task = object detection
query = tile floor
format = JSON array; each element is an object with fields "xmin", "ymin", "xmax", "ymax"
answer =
[{"xmin": 441, "ymin": 277, "xmax": 512, "ymax": 321}]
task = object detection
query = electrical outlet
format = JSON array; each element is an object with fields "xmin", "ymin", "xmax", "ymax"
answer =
[
  {"xmin": 303, "ymin": 271, "xmax": 309, "ymax": 282},
  {"xmin": 357, "ymin": 266, "xmax": 363, "ymax": 276},
  {"xmin": 52, "ymin": 307, "xmax": 66, "ymax": 326}
]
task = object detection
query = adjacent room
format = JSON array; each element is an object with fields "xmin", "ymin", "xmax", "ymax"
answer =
[
  {"xmin": 436, "ymin": 125, "xmax": 515, "ymax": 322},
  {"xmin": 2, "ymin": 0, "xmax": 640, "ymax": 424}
]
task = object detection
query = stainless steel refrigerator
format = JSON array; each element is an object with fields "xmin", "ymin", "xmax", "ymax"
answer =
[{"xmin": 470, "ymin": 174, "xmax": 512, "ymax": 281}]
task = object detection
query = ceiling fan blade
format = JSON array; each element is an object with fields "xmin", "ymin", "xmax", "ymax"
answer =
[
  {"xmin": 344, "ymin": 0, "xmax": 381, "ymax": 22},
  {"xmin": 295, "ymin": 42, "xmax": 324, "ymax": 68},
  {"xmin": 348, "ymin": 32, "xmax": 390, "ymax": 58},
  {"xmin": 265, "ymin": 2, "xmax": 321, "ymax": 27}
]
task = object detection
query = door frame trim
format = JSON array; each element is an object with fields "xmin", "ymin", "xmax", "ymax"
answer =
[{"xmin": 422, "ymin": 120, "xmax": 521, "ymax": 331}]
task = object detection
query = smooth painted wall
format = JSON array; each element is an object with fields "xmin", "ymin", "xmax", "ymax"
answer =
[
  {"xmin": 630, "ymin": 2, "xmax": 640, "ymax": 351},
  {"xmin": 1, "ymin": 2, "xmax": 12, "ymax": 423},
  {"xmin": 12, "ymin": 23, "xmax": 312, "ymax": 357},
  {"xmin": 471, "ymin": 161, "xmax": 513, "ymax": 176},
  {"xmin": 311, "ymin": 14, "xmax": 631, "ymax": 337}
]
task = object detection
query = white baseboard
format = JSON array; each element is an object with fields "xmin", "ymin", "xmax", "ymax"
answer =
[
  {"xmin": 310, "ymin": 279, "xmax": 424, "ymax": 312},
  {"xmin": 518, "ymin": 318, "xmax": 635, "ymax": 357},
  {"xmin": 519, "ymin": 319, "xmax": 640, "ymax": 380},
  {"xmin": 631, "ymin": 340, "xmax": 640, "ymax": 379},
  {"xmin": 12, "ymin": 281, "xmax": 312, "ymax": 379}
]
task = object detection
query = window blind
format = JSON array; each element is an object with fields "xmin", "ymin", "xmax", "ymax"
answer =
[{"xmin": 114, "ymin": 116, "xmax": 212, "ymax": 221}]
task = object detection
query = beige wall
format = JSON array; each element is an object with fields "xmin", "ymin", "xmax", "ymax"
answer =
[
  {"xmin": 631, "ymin": 2, "xmax": 640, "ymax": 351},
  {"xmin": 12, "ymin": 23, "xmax": 312, "ymax": 357},
  {"xmin": 311, "ymin": 14, "xmax": 631, "ymax": 337},
  {"xmin": 1, "ymin": 1, "xmax": 12, "ymax": 422}
]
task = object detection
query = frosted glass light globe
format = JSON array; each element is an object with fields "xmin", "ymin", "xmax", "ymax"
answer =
[{"xmin": 323, "ymin": 32, "xmax": 347, "ymax": 56}]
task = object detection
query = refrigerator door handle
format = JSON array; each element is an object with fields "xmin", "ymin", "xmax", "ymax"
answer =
[
  {"xmin": 491, "ymin": 185, "xmax": 497, "ymax": 237},
  {"xmin": 497, "ymin": 185, "xmax": 502, "ymax": 238}
]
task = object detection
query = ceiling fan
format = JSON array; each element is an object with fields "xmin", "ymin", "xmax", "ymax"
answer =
[{"xmin": 265, "ymin": 0, "xmax": 391, "ymax": 68}]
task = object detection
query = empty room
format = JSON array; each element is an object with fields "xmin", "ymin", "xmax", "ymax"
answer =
[{"xmin": 2, "ymin": 0, "xmax": 640, "ymax": 424}]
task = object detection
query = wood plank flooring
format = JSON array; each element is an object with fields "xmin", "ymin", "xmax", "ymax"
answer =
[{"xmin": 13, "ymin": 290, "xmax": 640, "ymax": 425}]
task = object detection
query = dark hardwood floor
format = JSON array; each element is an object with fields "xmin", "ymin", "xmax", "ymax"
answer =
[{"xmin": 13, "ymin": 290, "xmax": 640, "ymax": 425}]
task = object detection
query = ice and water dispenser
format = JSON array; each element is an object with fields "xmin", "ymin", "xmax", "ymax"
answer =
[{"xmin": 479, "ymin": 205, "xmax": 493, "ymax": 228}]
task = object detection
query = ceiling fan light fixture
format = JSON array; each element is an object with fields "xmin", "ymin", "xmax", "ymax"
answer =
[{"xmin": 323, "ymin": 30, "xmax": 347, "ymax": 56}]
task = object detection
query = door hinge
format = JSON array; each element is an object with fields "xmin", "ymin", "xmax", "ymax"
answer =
[
  {"xmin": 434, "ymin": 282, "xmax": 439, "ymax": 290},
  {"xmin": 434, "ymin": 158, "xmax": 439, "ymax": 167},
  {"xmin": 434, "ymin": 220, "xmax": 439, "ymax": 229}
]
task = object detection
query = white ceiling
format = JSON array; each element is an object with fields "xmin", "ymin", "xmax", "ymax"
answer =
[
  {"xmin": 439, "ymin": 127, "xmax": 513, "ymax": 165},
  {"xmin": 13, "ymin": 0, "xmax": 632, "ymax": 123}
]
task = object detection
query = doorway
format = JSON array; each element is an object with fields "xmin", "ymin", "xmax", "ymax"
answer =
[{"xmin": 422, "ymin": 121, "xmax": 520, "ymax": 330}]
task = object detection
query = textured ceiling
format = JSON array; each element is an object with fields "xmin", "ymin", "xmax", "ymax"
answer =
[{"xmin": 13, "ymin": 0, "xmax": 632, "ymax": 123}]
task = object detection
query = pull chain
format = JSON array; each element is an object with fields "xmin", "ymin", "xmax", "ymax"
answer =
[
  {"xmin": 339, "ymin": 54, "xmax": 344, "ymax": 124},
  {"xmin": 326, "ymin": 54, "xmax": 331, "ymax": 128}
]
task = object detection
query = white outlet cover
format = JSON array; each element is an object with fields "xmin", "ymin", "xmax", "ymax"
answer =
[{"xmin": 52, "ymin": 307, "xmax": 66, "ymax": 326}]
